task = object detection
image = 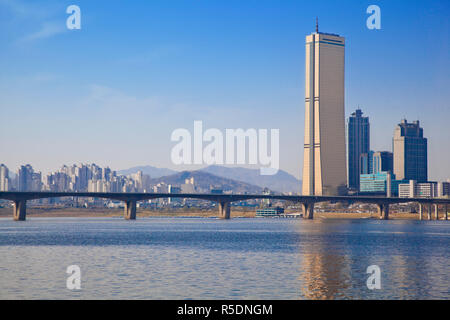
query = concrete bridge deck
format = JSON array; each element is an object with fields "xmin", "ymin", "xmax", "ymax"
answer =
[{"xmin": 0, "ymin": 191, "xmax": 449, "ymax": 221}]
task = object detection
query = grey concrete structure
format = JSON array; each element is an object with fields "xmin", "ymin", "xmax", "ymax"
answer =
[
  {"xmin": 1, "ymin": 192, "xmax": 450, "ymax": 222},
  {"xmin": 301, "ymin": 202, "xmax": 315, "ymax": 220},
  {"xmin": 124, "ymin": 200, "xmax": 137, "ymax": 220},
  {"xmin": 419, "ymin": 203, "xmax": 424, "ymax": 220},
  {"xmin": 218, "ymin": 201, "xmax": 231, "ymax": 219},
  {"xmin": 376, "ymin": 203, "xmax": 390, "ymax": 220},
  {"xmin": 13, "ymin": 199, "xmax": 27, "ymax": 221}
]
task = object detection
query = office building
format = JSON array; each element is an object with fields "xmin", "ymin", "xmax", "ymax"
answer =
[
  {"xmin": 398, "ymin": 180, "xmax": 437, "ymax": 198},
  {"xmin": 437, "ymin": 182, "xmax": 450, "ymax": 197},
  {"xmin": 393, "ymin": 119, "xmax": 427, "ymax": 182},
  {"xmin": 347, "ymin": 109, "xmax": 370, "ymax": 190},
  {"xmin": 373, "ymin": 151, "xmax": 393, "ymax": 174},
  {"xmin": 359, "ymin": 171, "xmax": 406, "ymax": 196},
  {"xmin": 360, "ymin": 151, "xmax": 374, "ymax": 175},
  {"xmin": 18, "ymin": 164, "xmax": 42, "ymax": 191},
  {"xmin": 256, "ymin": 207, "xmax": 284, "ymax": 217},
  {"xmin": 302, "ymin": 23, "xmax": 347, "ymax": 195},
  {"xmin": 360, "ymin": 172, "xmax": 389, "ymax": 194}
]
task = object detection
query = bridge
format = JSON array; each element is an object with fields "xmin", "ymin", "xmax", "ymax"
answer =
[{"xmin": 0, "ymin": 191, "xmax": 449, "ymax": 221}]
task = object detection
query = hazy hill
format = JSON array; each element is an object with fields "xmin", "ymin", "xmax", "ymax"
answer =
[
  {"xmin": 118, "ymin": 165, "xmax": 176, "ymax": 178},
  {"xmin": 119, "ymin": 165, "xmax": 301, "ymax": 193},
  {"xmin": 150, "ymin": 170, "xmax": 263, "ymax": 194},
  {"xmin": 200, "ymin": 165, "xmax": 301, "ymax": 193}
]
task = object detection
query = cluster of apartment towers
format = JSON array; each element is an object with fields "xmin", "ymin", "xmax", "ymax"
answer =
[{"xmin": 301, "ymin": 26, "xmax": 447, "ymax": 198}]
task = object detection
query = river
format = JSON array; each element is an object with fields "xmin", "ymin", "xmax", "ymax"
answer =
[{"xmin": 0, "ymin": 217, "xmax": 448, "ymax": 299}]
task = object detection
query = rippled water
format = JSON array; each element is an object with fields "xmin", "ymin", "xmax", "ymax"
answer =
[{"xmin": 0, "ymin": 217, "xmax": 448, "ymax": 299}]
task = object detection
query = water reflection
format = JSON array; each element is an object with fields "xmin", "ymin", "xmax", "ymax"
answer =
[
  {"xmin": 0, "ymin": 218, "xmax": 448, "ymax": 299},
  {"xmin": 296, "ymin": 219, "xmax": 450, "ymax": 299},
  {"xmin": 297, "ymin": 220, "xmax": 353, "ymax": 299},
  {"xmin": 299, "ymin": 252, "xmax": 352, "ymax": 299}
]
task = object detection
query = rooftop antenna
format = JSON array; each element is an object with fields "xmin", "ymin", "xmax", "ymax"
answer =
[{"xmin": 316, "ymin": 17, "xmax": 319, "ymax": 33}]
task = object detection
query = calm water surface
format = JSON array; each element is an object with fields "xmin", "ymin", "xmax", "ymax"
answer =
[{"xmin": 0, "ymin": 217, "xmax": 448, "ymax": 299}]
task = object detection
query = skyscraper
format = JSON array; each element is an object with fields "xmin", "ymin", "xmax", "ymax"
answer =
[
  {"xmin": 0, "ymin": 164, "xmax": 9, "ymax": 191},
  {"xmin": 302, "ymin": 24, "xmax": 347, "ymax": 195},
  {"xmin": 347, "ymin": 109, "xmax": 370, "ymax": 190},
  {"xmin": 372, "ymin": 151, "xmax": 393, "ymax": 174},
  {"xmin": 393, "ymin": 119, "xmax": 427, "ymax": 182},
  {"xmin": 18, "ymin": 164, "xmax": 42, "ymax": 192},
  {"xmin": 18, "ymin": 165, "xmax": 33, "ymax": 191},
  {"xmin": 360, "ymin": 151, "xmax": 374, "ymax": 175}
]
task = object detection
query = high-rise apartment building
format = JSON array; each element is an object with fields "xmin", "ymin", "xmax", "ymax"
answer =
[
  {"xmin": 347, "ymin": 109, "xmax": 370, "ymax": 190},
  {"xmin": 18, "ymin": 164, "xmax": 42, "ymax": 191},
  {"xmin": 393, "ymin": 120, "xmax": 427, "ymax": 182},
  {"xmin": 18, "ymin": 165, "xmax": 33, "ymax": 191},
  {"xmin": 302, "ymin": 24, "xmax": 347, "ymax": 196},
  {"xmin": 0, "ymin": 164, "xmax": 9, "ymax": 191}
]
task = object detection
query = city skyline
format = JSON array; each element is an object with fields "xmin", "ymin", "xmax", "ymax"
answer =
[
  {"xmin": 1, "ymin": 1, "xmax": 450, "ymax": 305},
  {"xmin": 0, "ymin": 0, "xmax": 449, "ymax": 181}
]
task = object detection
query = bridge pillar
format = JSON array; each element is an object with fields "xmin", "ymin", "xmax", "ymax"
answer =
[
  {"xmin": 434, "ymin": 204, "xmax": 439, "ymax": 220},
  {"xmin": 124, "ymin": 200, "xmax": 137, "ymax": 220},
  {"xmin": 377, "ymin": 203, "xmax": 390, "ymax": 220},
  {"xmin": 445, "ymin": 205, "xmax": 448, "ymax": 221},
  {"xmin": 419, "ymin": 203, "xmax": 424, "ymax": 220},
  {"xmin": 218, "ymin": 201, "xmax": 231, "ymax": 219},
  {"xmin": 301, "ymin": 202, "xmax": 314, "ymax": 219},
  {"xmin": 13, "ymin": 199, "xmax": 27, "ymax": 221},
  {"xmin": 427, "ymin": 204, "xmax": 432, "ymax": 221}
]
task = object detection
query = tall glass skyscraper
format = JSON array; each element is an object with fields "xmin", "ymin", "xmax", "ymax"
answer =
[
  {"xmin": 372, "ymin": 151, "xmax": 393, "ymax": 174},
  {"xmin": 360, "ymin": 151, "xmax": 374, "ymax": 175},
  {"xmin": 393, "ymin": 119, "xmax": 428, "ymax": 182},
  {"xmin": 302, "ymin": 25, "xmax": 347, "ymax": 196},
  {"xmin": 346, "ymin": 109, "xmax": 370, "ymax": 190}
]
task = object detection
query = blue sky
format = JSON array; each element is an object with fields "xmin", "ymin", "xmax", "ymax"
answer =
[{"xmin": 0, "ymin": 0, "xmax": 449, "ymax": 181}]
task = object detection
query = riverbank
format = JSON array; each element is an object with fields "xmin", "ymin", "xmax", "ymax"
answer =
[{"xmin": 0, "ymin": 207, "xmax": 425, "ymax": 219}]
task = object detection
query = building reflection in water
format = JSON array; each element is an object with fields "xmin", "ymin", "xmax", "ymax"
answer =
[
  {"xmin": 295, "ymin": 219, "xmax": 444, "ymax": 299},
  {"xmin": 299, "ymin": 252, "xmax": 352, "ymax": 299},
  {"xmin": 297, "ymin": 220, "xmax": 353, "ymax": 299}
]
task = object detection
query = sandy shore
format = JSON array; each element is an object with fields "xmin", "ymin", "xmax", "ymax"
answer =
[{"xmin": 0, "ymin": 206, "xmax": 427, "ymax": 220}]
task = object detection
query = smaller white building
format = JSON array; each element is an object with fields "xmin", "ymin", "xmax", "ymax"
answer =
[
  {"xmin": 398, "ymin": 180, "xmax": 438, "ymax": 198},
  {"xmin": 437, "ymin": 182, "xmax": 450, "ymax": 197}
]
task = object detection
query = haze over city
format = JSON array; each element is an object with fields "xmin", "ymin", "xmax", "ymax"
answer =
[{"xmin": 0, "ymin": 0, "xmax": 449, "ymax": 181}]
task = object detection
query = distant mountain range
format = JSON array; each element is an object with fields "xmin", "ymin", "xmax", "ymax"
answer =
[
  {"xmin": 118, "ymin": 166, "xmax": 176, "ymax": 178},
  {"xmin": 149, "ymin": 170, "xmax": 263, "ymax": 194},
  {"xmin": 119, "ymin": 165, "xmax": 301, "ymax": 193},
  {"xmin": 200, "ymin": 165, "xmax": 300, "ymax": 193}
]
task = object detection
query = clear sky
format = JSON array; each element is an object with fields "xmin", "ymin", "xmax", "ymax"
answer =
[{"xmin": 0, "ymin": 0, "xmax": 449, "ymax": 180}]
